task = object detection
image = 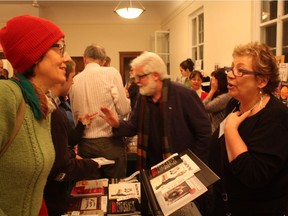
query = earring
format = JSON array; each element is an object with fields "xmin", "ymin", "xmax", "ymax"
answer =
[{"xmin": 259, "ymin": 89, "xmax": 264, "ymax": 108}]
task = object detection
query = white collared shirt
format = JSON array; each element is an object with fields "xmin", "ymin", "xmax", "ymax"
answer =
[{"xmin": 69, "ymin": 63, "xmax": 131, "ymax": 138}]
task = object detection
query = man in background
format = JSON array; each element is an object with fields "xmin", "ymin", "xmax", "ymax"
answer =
[
  {"xmin": 69, "ymin": 44, "xmax": 130, "ymax": 178},
  {"xmin": 100, "ymin": 51, "xmax": 211, "ymax": 168},
  {"xmin": 0, "ymin": 59, "xmax": 8, "ymax": 79}
]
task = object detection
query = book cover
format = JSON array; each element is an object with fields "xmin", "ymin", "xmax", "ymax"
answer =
[
  {"xmin": 70, "ymin": 179, "xmax": 108, "ymax": 197},
  {"xmin": 154, "ymin": 175, "xmax": 207, "ymax": 216},
  {"xmin": 67, "ymin": 196, "xmax": 108, "ymax": 213},
  {"xmin": 107, "ymin": 181, "xmax": 141, "ymax": 215},
  {"xmin": 92, "ymin": 157, "xmax": 115, "ymax": 166},
  {"xmin": 150, "ymin": 153, "xmax": 183, "ymax": 178},
  {"xmin": 140, "ymin": 148, "xmax": 219, "ymax": 216},
  {"xmin": 107, "ymin": 198, "xmax": 141, "ymax": 215},
  {"xmin": 108, "ymin": 182, "xmax": 141, "ymax": 202},
  {"xmin": 64, "ymin": 209, "xmax": 104, "ymax": 216}
]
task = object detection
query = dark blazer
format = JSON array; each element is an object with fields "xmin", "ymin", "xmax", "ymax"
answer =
[
  {"xmin": 44, "ymin": 106, "xmax": 100, "ymax": 216},
  {"xmin": 113, "ymin": 79, "xmax": 211, "ymax": 164},
  {"xmin": 128, "ymin": 81, "xmax": 139, "ymax": 110}
]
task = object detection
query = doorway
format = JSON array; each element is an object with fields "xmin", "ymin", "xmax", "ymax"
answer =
[{"xmin": 119, "ymin": 51, "xmax": 142, "ymax": 85}]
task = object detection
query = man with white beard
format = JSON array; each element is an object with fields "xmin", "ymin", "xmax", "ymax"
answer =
[{"xmin": 100, "ymin": 51, "xmax": 211, "ymax": 170}]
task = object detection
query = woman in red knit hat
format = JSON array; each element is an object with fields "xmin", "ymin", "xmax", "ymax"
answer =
[{"xmin": 0, "ymin": 15, "xmax": 69, "ymax": 216}]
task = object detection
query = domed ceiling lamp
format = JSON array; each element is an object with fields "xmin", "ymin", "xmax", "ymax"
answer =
[
  {"xmin": 114, "ymin": 0, "xmax": 145, "ymax": 19},
  {"xmin": 32, "ymin": 0, "xmax": 40, "ymax": 7}
]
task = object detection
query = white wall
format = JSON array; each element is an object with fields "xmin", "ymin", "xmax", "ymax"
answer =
[
  {"xmin": 0, "ymin": 1, "xmax": 255, "ymax": 79},
  {"xmin": 162, "ymin": 1, "xmax": 253, "ymax": 80},
  {"xmin": 0, "ymin": 3, "xmax": 161, "ymax": 71}
]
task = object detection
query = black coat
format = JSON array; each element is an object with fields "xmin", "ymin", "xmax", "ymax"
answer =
[
  {"xmin": 114, "ymin": 79, "xmax": 211, "ymax": 164},
  {"xmin": 44, "ymin": 106, "xmax": 100, "ymax": 216}
]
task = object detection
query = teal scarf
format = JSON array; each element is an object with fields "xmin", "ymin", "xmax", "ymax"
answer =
[{"xmin": 11, "ymin": 73, "xmax": 41, "ymax": 119}]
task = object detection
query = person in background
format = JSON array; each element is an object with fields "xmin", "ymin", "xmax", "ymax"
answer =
[
  {"xmin": 69, "ymin": 44, "xmax": 130, "ymax": 178},
  {"xmin": 0, "ymin": 59, "xmax": 3, "ymax": 74},
  {"xmin": 0, "ymin": 59, "xmax": 8, "ymax": 79},
  {"xmin": 99, "ymin": 52, "xmax": 211, "ymax": 214},
  {"xmin": 209, "ymin": 42, "xmax": 288, "ymax": 215},
  {"xmin": 0, "ymin": 15, "xmax": 68, "ymax": 216},
  {"xmin": 125, "ymin": 67, "xmax": 139, "ymax": 110},
  {"xmin": 44, "ymin": 58, "xmax": 100, "ymax": 216},
  {"xmin": 189, "ymin": 70, "xmax": 208, "ymax": 101},
  {"xmin": 100, "ymin": 51, "xmax": 211, "ymax": 167},
  {"xmin": 103, "ymin": 56, "xmax": 111, "ymax": 67},
  {"xmin": 203, "ymin": 68, "xmax": 231, "ymax": 133},
  {"xmin": 176, "ymin": 58, "xmax": 194, "ymax": 88},
  {"xmin": 2, "ymin": 68, "xmax": 9, "ymax": 79}
]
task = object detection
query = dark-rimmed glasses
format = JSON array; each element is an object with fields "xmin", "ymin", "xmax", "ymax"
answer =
[
  {"xmin": 224, "ymin": 66, "xmax": 261, "ymax": 77},
  {"xmin": 134, "ymin": 73, "xmax": 151, "ymax": 81},
  {"xmin": 51, "ymin": 43, "xmax": 66, "ymax": 57}
]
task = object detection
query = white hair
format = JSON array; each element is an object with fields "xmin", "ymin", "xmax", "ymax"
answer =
[{"xmin": 131, "ymin": 51, "xmax": 169, "ymax": 80}]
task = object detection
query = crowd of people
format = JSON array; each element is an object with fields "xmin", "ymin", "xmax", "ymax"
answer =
[{"xmin": 0, "ymin": 14, "xmax": 288, "ymax": 216}]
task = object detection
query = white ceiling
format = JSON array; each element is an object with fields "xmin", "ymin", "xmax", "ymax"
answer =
[{"xmin": 0, "ymin": 1, "xmax": 189, "ymax": 24}]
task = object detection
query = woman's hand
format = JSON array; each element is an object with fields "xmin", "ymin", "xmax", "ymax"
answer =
[
  {"xmin": 78, "ymin": 112, "xmax": 98, "ymax": 126},
  {"xmin": 99, "ymin": 107, "xmax": 120, "ymax": 128},
  {"xmin": 224, "ymin": 110, "xmax": 251, "ymax": 162},
  {"xmin": 210, "ymin": 77, "xmax": 218, "ymax": 93},
  {"xmin": 224, "ymin": 110, "xmax": 251, "ymax": 132}
]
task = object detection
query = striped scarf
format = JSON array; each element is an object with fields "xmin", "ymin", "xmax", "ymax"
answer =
[{"xmin": 137, "ymin": 79, "xmax": 172, "ymax": 170}]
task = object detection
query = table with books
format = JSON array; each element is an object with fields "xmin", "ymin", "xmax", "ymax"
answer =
[{"xmin": 64, "ymin": 149, "xmax": 219, "ymax": 216}]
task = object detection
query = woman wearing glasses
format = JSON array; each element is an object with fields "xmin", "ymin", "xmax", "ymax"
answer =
[
  {"xmin": 0, "ymin": 15, "xmax": 68, "ymax": 216},
  {"xmin": 209, "ymin": 42, "xmax": 288, "ymax": 215}
]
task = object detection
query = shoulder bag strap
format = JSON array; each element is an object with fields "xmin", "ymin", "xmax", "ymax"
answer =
[{"xmin": 0, "ymin": 99, "xmax": 26, "ymax": 158}]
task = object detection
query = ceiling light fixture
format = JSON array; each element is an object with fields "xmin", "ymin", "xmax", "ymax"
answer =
[
  {"xmin": 32, "ymin": 0, "xmax": 40, "ymax": 7},
  {"xmin": 114, "ymin": 0, "xmax": 145, "ymax": 19}
]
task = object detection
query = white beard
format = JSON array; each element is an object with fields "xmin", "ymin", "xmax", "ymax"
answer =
[{"xmin": 139, "ymin": 78, "xmax": 157, "ymax": 96}]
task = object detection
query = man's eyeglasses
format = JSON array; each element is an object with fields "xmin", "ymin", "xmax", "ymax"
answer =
[
  {"xmin": 51, "ymin": 43, "xmax": 66, "ymax": 57},
  {"xmin": 134, "ymin": 73, "xmax": 151, "ymax": 80},
  {"xmin": 224, "ymin": 66, "xmax": 261, "ymax": 77}
]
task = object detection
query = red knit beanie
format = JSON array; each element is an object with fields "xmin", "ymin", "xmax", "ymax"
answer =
[{"xmin": 0, "ymin": 14, "xmax": 64, "ymax": 73}]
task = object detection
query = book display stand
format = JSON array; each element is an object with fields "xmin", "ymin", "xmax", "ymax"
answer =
[
  {"xmin": 65, "ymin": 149, "xmax": 219, "ymax": 216},
  {"xmin": 140, "ymin": 149, "xmax": 219, "ymax": 216}
]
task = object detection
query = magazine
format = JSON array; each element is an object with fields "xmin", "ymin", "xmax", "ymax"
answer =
[
  {"xmin": 67, "ymin": 196, "xmax": 108, "ymax": 213},
  {"xmin": 63, "ymin": 209, "xmax": 104, "ymax": 216},
  {"xmin": 107, "ymin": 181, "xmax": 141, "ymax": 215},
  {"xmin": 153, "ymin": 175, "xmax": 207, "ymax": 216},
  {"xmin": 140, "ymin": 149, "xmax": 220, "ymax": 216},
  {"xmin": 108, "ymin": 182, "xmax": 141, "ymax": 202},
  {"xmin": 71, "ymin": 179, "xmax": 109, "ymax": 197},
  {"xmin": 107, "ymin": 198, "xmax": 141, "ymax": 216}
]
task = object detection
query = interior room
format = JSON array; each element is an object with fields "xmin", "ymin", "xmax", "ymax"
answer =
[{"xmin": 0, "ymin": 0, "xmax": 287, "ymax": 81}]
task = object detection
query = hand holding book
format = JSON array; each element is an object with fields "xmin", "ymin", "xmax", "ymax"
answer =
[{"xmin": 91, "ymin": 157, "xmax": 115, "ymax": 166}]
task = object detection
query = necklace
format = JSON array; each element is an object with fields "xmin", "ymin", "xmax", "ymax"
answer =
[{"xmin": 239, "ymin": 94, "xmax": 266, "ymax": 114}]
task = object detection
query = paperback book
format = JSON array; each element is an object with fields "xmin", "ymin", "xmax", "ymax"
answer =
[
  {"xmin": 67, "ymin": 195, "xmax": 108, "ymax": 213},
  {"xmin": 107, "ymin": 181, "xmax": 141, "ymax": 215},
  {"xmin": 140, "ymin": 149, "xmax": 220, "ymax": 216},
  {"xmin": 70, "ymin": 178, "xmax": 109, "ymax": 197}
]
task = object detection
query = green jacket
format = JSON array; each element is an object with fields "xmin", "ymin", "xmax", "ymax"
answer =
[{"xmin": 0, "ymin": 80, "xmax": 55, "ymax": 216}]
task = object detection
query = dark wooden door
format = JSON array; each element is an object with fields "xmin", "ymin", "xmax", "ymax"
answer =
[
  {"xmin": 119, "ymin": 51, "xmax": 142, "ymax": 85},
  {"xmin": 71, "ymin": 56, "xmax": 84, "ymax": 74}
]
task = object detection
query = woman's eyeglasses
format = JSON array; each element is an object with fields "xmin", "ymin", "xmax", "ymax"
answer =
[
  {"xmin": 224, "ymin": 66, "xmax": 261, "ymax": 77},
  {"xmin": 51, "ymin": 43, "xmax": 66, "ymax": 57}
]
